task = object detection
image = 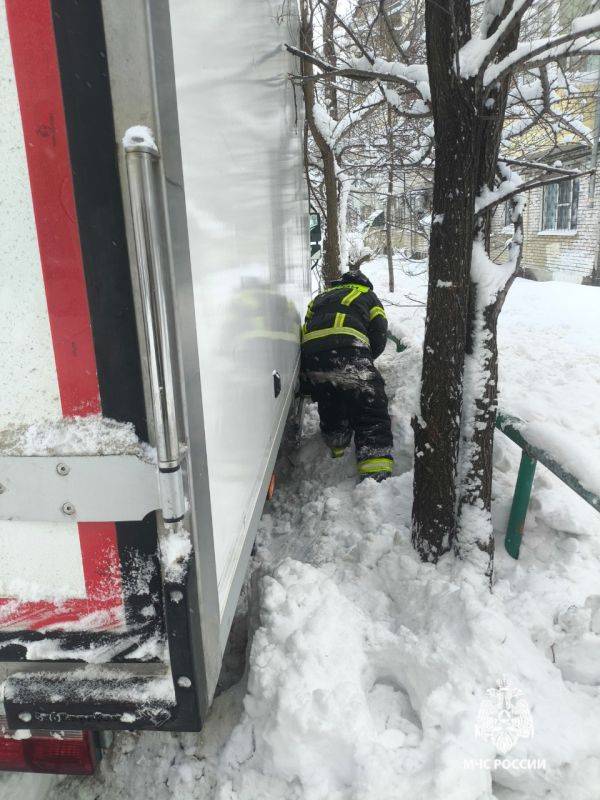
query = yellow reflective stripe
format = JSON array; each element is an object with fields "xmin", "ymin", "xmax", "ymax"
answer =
[
  {"xmin": 369, "ymin": 306, "xmax": 386, "ymax": 321},
  {"xmin": 341, "ymin": 285, "xmax": 369, "ymax": 306},
  {"xmin": 341, "ymin": 288, "xmax": 361, "ymax": 306},
  {"xmin": 358, "ymin": 457, "xmax": 393, "ymax": 474},
  {"xmin": 301, "ymin": 326, "xmax": 370, "ymax": 346},
  {"xmin": 334, "ymin": 312, "xmax": 346, "ymax": 327}
]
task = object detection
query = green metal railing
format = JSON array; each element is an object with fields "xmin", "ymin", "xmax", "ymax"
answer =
[
  {"xmin": 386, "ymin": 331, "xmax": 407, "ymax": 353},
  {"xmin": 385, "ymin": 334, "xmax": 600, "ymax": 560},
  {"xmin": 496, "ymin": 413, "xmax": 600, "ymax": 559}
]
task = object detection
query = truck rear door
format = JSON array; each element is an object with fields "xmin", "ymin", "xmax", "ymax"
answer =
[{"xmin": 0, "ymin": 0, "xmax": 190, "ymax": 733}]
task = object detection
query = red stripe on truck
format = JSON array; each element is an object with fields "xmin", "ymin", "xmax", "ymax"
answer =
[
  {"xmin": 5, "ymin": 0, "xmax": 100, "ymax": 416},
  {"xmin": 3, "ymin": 0, "xmax": 123, "ymax": 631}
]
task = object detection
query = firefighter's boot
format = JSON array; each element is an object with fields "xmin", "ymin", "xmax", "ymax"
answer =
[{"xmin": 358, "ymin": 456, "xmax": 393, "ymax": 482}]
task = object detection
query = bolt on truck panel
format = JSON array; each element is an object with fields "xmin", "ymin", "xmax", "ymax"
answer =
[{"xmin": 0, "ymin": 0, "xmax": 308, "ymax": 745}]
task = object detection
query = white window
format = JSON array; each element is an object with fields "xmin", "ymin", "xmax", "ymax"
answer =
[{"xmin": 541, "ymin": 179, "xmax": 579, "ymax": 231}]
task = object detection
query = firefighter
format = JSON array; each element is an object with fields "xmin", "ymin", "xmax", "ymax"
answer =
[{"xmin": 301, "ymin": 270, "xmax": 393, "ymax": 481}]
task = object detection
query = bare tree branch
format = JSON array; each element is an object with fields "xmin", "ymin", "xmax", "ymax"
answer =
[
  {"xmin": 498, "ymin": 156, "xmax": 586, "ymax": 176},
  {"xmin": 476, "ymin": 168, "xmax": 594, "ymax": 215}
]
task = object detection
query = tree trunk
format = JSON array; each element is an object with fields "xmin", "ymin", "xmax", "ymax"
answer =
[
  {"xmin": 455, "ymin": 24, "xmax": 522, "ymax": 581},
  {"xmin": 322, "ymin": 150, "xmax": 341, "ymax": 283},
  {"xmin": 386, "ymin": 105, "xmax": 395, "ymax": 292},
  {"xmin": 412, "ymin": 0, "xmax": 480, "ymax": 561},
  {"xmin": 322, "ymin": 1, "xmax": 338, "ymax": 120},
  {"xmin": 299, "ymin": 0, "xmax": 341, "ymax": 284},
  {"xmin": 321, "ymin": 0, "xmax": 342, "ymax": 282}
]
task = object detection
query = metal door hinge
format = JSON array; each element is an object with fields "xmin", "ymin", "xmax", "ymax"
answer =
[{"xmin": 0, "ymin": 454, "xmax": 185, "ymax": 523}]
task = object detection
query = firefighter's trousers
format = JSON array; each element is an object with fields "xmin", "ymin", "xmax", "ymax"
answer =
[{"xmin": 301, "ymin": 347, "xmax": 393, "ymax": 477}]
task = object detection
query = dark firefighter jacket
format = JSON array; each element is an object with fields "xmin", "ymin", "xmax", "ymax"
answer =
[{"xmin": 301, "ymin": 271, "xmax": 388, "ymax": 359}]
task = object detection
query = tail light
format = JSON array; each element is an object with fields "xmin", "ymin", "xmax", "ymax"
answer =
[
  {"xmin": 0, "ymin": 730, "xmax": 97, "ymax": 775},
  {"xmin": 267, "ymin": 472, "xmax": 276, "ymax": 500}
]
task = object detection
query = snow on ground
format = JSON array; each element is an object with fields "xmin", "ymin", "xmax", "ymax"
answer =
[{"xmin": 8, "ymin": 258, "xmax": 600, "ymax": 800}]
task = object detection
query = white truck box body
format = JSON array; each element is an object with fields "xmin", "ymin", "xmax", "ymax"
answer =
[{"xmin": 169, "ymin": 0, "xmax": 309, "ymax": 612}]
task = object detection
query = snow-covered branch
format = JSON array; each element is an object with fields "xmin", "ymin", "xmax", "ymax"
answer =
[
  {"xmin": 313, "ymin": 89, "xmax": 385, "ymax": 153},
  {"xmin": 286, "ymin": 43, "xmax": 430, "ymax": 102},
  {"xmin": 459, "ymin": 0, "xmax": 536, "ymax": 80},
  {"xmin": 475, "ymin": 162, "xmax": 523, "ymax": 214},
  {"xmin": 346, "ymin": 56, "xmax": 431, "ymax": 102},
  {"xmin": 457, "ymin": 4, "xmax": 600, "ymax": 86},
  {"xmin": 485, "ymin": 12, "xmax": 600, "ymax": 84}
]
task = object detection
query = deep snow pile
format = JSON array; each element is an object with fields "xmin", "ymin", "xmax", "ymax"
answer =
[{"xmin": 27, "ymin": 260, "xmax": 600, "ymax": 800}]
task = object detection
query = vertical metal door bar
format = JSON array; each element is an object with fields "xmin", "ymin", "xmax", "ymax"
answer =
[
  {"xmin": 124, "ymin": 136, "xmax": 180, "ymax": 473},
  {"xmin": 124, "ymin": 133, "xmax": 185, "ymax": 524}
]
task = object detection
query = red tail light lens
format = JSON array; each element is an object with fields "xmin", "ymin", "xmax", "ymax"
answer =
[
  {"xmin": 0, "ymin": 732, "xmax": 97, "ymax": 775},
  {"xmin": 0, "ymin": 737, "xmax": 26, "ymax": 770}
]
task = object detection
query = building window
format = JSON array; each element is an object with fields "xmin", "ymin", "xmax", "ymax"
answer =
[
  {"xmin": 541, "ymin": 179, "xmax": 579, "ymax": 231},
  {"xmin": 503, "ymin": 201, "xmax": 512, "ymax": 227}
]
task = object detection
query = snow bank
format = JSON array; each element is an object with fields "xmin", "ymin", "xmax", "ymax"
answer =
[
  {"xmin": 499, "ymin": 278, "xmax": 600, "ymax": 509},
  {"xmin": 513, "ymin": 419, "xmax": 600, "ymax": 500},
  {"xmin": 218, "ymin": 469, "xmax": 600, "ymax": 799}
]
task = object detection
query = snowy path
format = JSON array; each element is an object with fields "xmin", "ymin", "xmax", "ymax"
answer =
[{"xmin": 6, "ymin": 263, "xmax": 600, "ymax": 800}]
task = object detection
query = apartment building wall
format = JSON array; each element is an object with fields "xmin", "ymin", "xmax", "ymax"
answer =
[{"xmin": 490, "ymin": 167, "xmax": 600, "ymax": 283}]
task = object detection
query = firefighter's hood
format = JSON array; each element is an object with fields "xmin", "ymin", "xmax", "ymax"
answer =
[{"xmin": 330, "ymin": 271, "xmax": 373, "ymax": 291}]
